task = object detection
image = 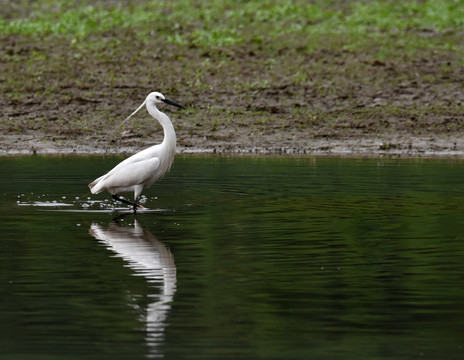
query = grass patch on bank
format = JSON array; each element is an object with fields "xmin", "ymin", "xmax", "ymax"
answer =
[
  {"xmin": 2, "ymin": 0, "xmax": 464, "ymax": 151},
  {"xmin": 1, "ymin": 0, "xmax": 464, "ymax": 51}
]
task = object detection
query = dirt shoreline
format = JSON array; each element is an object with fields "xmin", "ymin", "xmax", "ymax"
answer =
[
  {"xmin": 3, "ymin": 10, "xmax": 464, "ymax": 159},
  {"xmin": 2, "ymin": 133, "xmax": 464, "ymax": 158}
]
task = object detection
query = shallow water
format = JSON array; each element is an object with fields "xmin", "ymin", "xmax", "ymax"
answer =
[{"xmin": 1, "ymin": 155, "xmax": 464, "ymax": 359}]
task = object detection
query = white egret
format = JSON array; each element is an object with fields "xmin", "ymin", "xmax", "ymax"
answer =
[{"xmin": 88, "ymin": 91, "xmax": 184, "ymax": 212}]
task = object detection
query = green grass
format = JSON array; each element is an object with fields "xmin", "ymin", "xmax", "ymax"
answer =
[
  {"xmin": 2, "ymin": 0, "xmax": 464, "ymax": 51},
  {"xmin": 2, "ymin": 0, "xmax": 464, "ymax": 151}
]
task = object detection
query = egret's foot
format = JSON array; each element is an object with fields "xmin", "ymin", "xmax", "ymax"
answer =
[{"xmin": 112, "ymin": 194, "xmax": 143, "ymax": 212}]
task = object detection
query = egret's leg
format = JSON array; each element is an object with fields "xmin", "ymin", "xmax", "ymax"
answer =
[{"xmin": 112, "ymin": 194, "xmax": 142, "ymax": 211}]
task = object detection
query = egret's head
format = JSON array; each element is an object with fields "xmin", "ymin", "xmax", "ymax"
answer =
[
  {"xmin": 121, "ymin": 91, "xmax": 185, "ymax": 126},
  {"xmin": 146, "ymin": 91, "xmax": 165, "ymax": 105},
  {"xmin": 146, "ymin": 92, "xmax": 185, "ymax": 109}
]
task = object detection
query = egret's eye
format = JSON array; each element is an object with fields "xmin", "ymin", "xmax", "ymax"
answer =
[{"xmin": 155, "ymin": 96, "xmax": 160, "ymax": 100}]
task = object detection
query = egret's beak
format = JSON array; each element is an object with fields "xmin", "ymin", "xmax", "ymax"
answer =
[{"xmin": 162, "ymin": 98, "xmax": 185, "ymax": 109}]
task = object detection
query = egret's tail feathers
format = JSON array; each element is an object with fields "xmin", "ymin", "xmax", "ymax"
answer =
[
  {"xmin": 88, "ymin": 176, "xmax": 105, "ymax": 194},
  {"xmin": 88, "ymin": 181, "xmax": 99, "ymax": 194}
]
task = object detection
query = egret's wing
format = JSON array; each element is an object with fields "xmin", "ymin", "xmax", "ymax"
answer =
[
  {"xmin": 89, "ymin": 145, "xmax": 162, "ymax": 194},
  {"xmin": 90, "ymin": 158, "xmax": 160, "ymax": 194},
  {"xmin": 106, "ymin": 157, "xmax": 161, "ymax": 188},
  {"xmin": 108, "ymin": 146, "xmax": 161, "ymax": 175}
]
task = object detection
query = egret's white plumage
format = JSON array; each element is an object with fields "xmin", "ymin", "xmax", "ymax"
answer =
[{"xmin": 88, "ymin": 91, "xmax": 184, "ymax": 210}]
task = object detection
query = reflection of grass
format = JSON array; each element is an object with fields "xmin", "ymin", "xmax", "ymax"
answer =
[{"xmin": 1, "ymin": 0, "xmax": 464, "ymax": 51}]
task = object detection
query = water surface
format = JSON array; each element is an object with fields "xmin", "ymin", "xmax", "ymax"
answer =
[{"xmin": 1, "ymin": 155, "xmax": 464, "ymax": 359}]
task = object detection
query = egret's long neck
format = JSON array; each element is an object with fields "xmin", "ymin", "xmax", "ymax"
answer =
[{"xmin": 147, "ymin": 102, "xmax": 176, "ymax": 154}]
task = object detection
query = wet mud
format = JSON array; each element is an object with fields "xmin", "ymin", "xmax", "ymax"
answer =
[{"xmin": 2, "ymin": 32, "xmax": 464, "ymax": 157}]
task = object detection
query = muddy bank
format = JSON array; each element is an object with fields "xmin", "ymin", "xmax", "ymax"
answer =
[
  {"xmin": 2, "ymin": 2, "xmax": 464, "ymax": 158},
  {"xmin": 2, "ymin": 132, "xmax": 463, "ymax": 158},
  {"xmin": 3, "ymin": 37, "xmax": 464, "ymax": 158}
]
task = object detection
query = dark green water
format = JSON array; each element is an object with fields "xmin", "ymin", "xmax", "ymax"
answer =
[{"xmin": 1, "ymin": 155, "xmax": 464, "ymax": 359}]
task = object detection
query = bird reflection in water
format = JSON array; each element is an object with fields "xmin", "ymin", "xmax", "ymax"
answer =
[{"xmin": 89, "ymin": 218, "xmax": 176, "ymax": 357}]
